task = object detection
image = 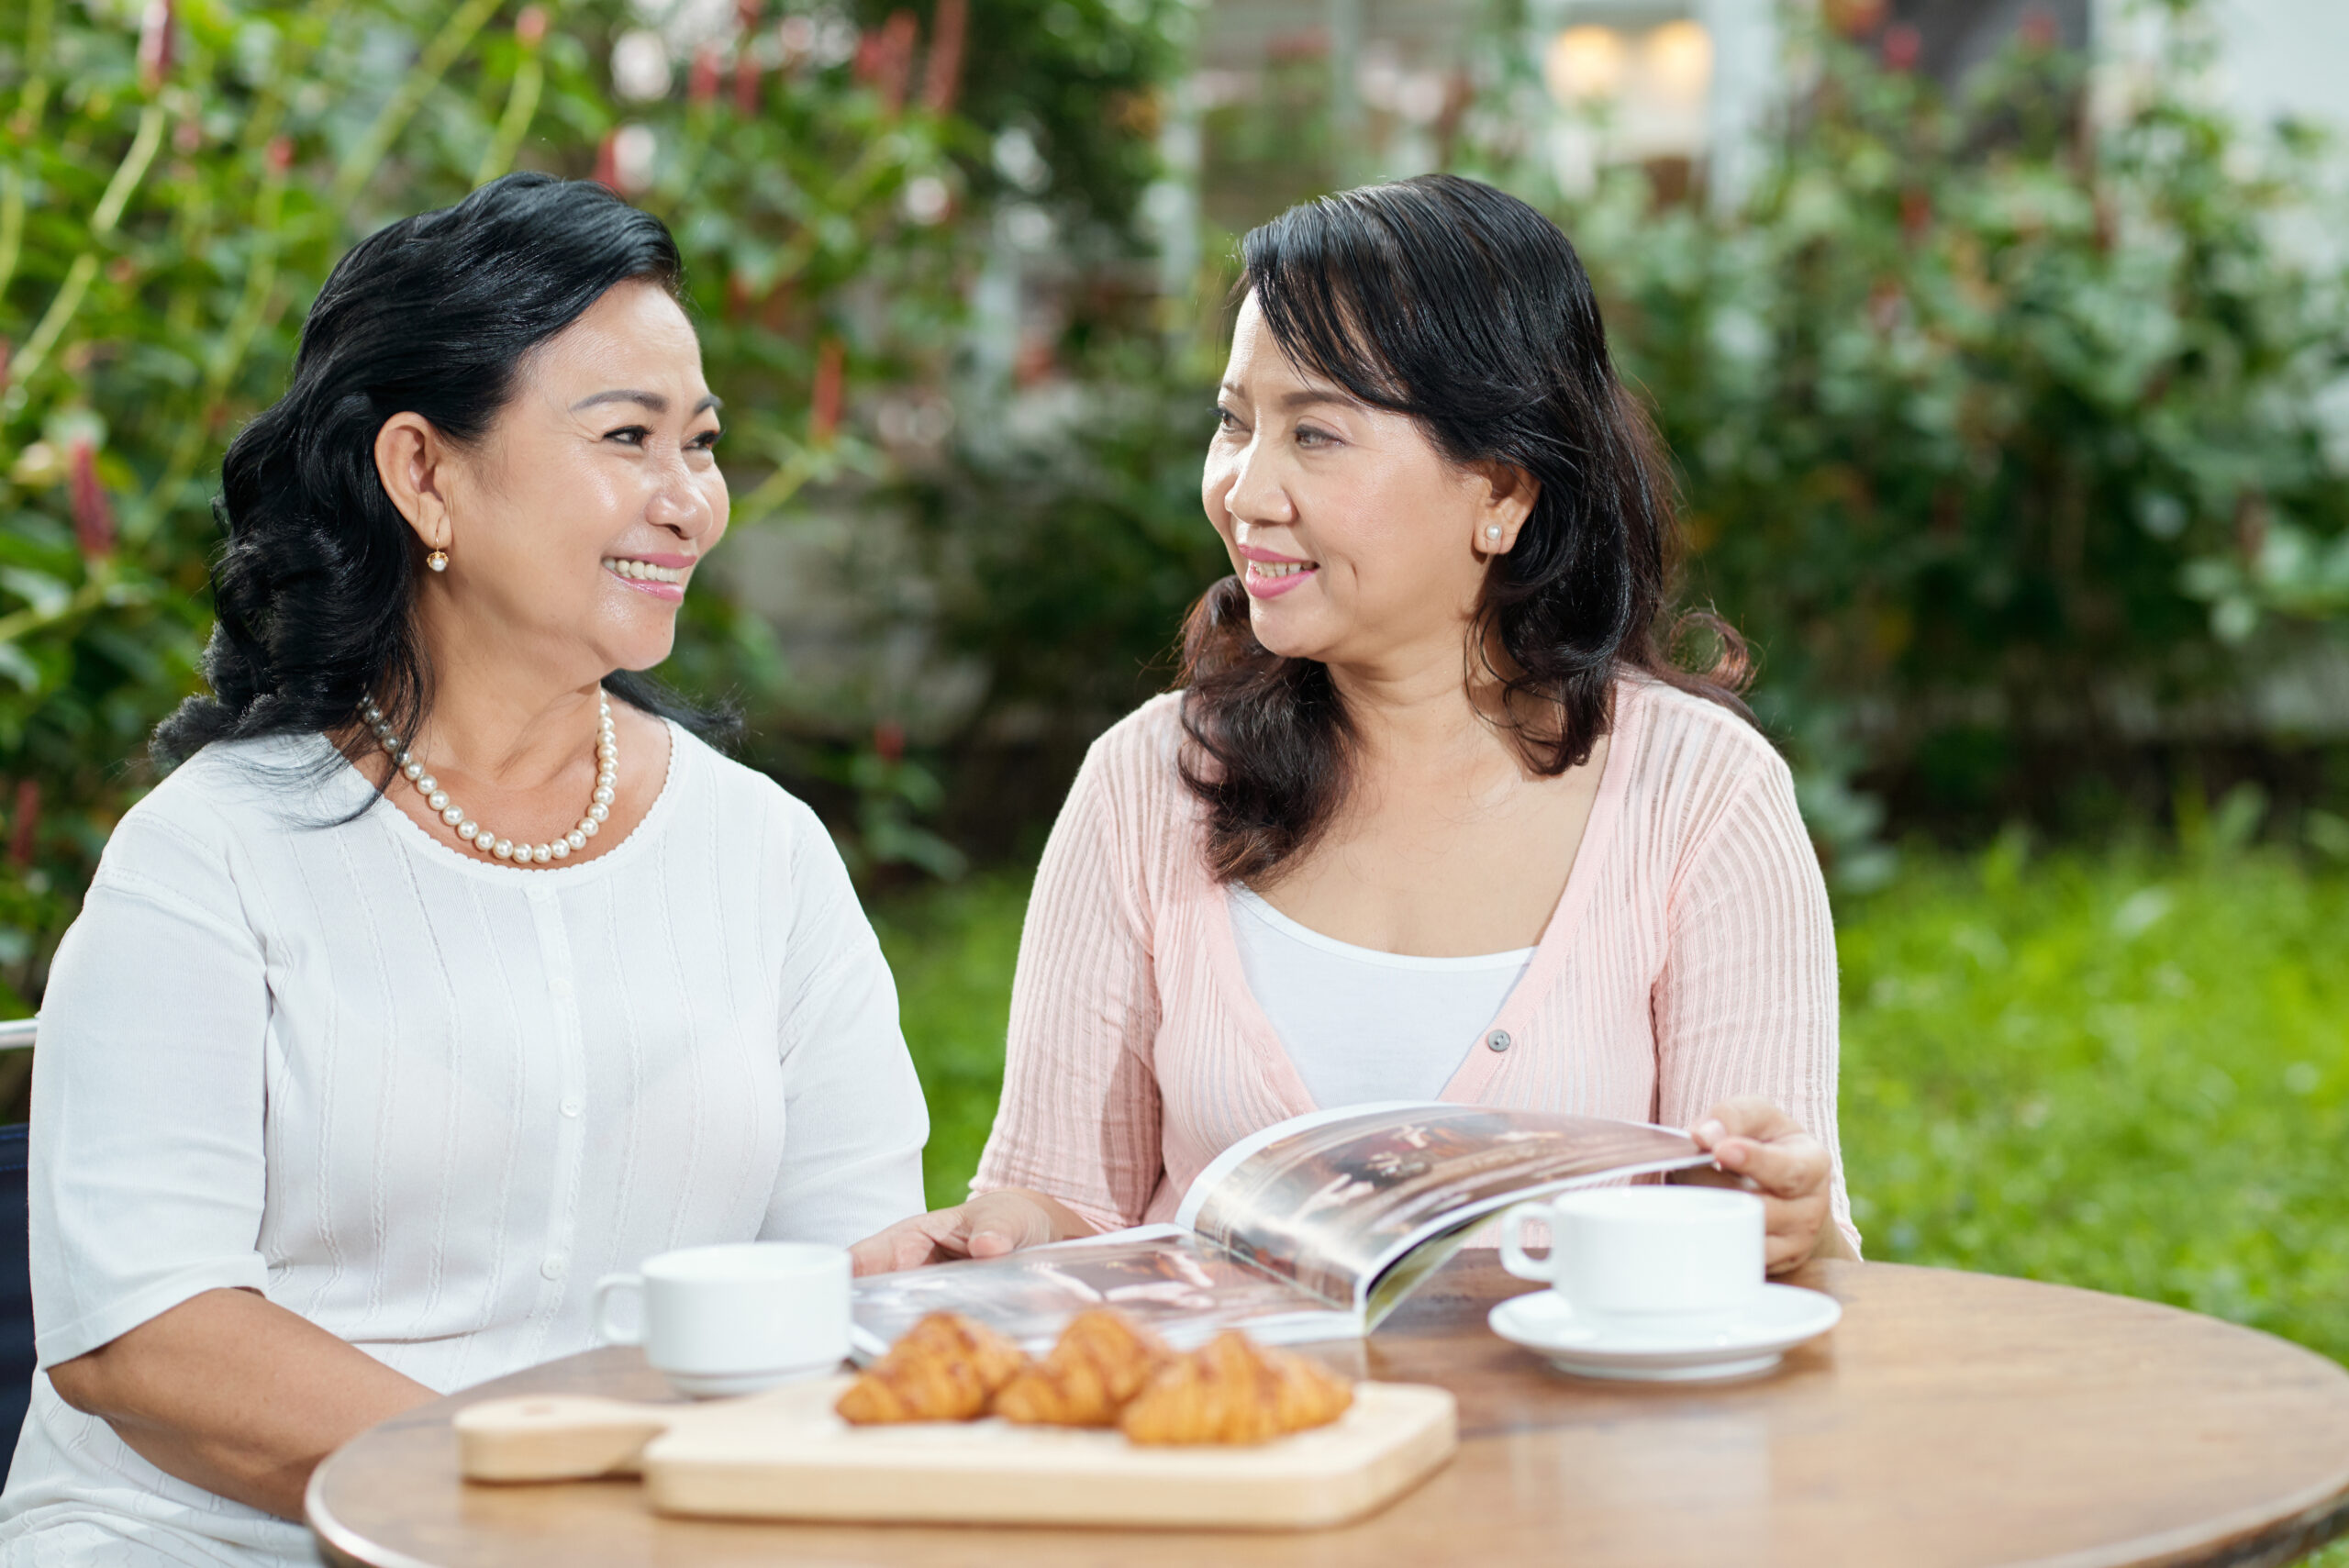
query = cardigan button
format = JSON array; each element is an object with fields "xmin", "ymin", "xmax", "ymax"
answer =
[{"xmin": 1486, "ymin": 1029, "xmax": 1512, "ymax": 1053}]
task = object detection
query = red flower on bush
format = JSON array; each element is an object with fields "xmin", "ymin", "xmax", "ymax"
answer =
[
  {"xmin": 1823, "ymin": 0, "xmax": 1886, "ymax": 40},
  {"xmin": 6, "ymin": 781, "xmax": 39, "ymax": 869},
  {"xmin": 810, "ymin": 337, "xmax": 845, "ymax": 442},
  {"xmin": 68, "ymin": 440, "xmax": 117, "ymax": 562},
  {"xmin": 137, "ymin": 0, "xmax": 174, "ymax": 90},
  {"xmin": 922, "ymin": 0, "xmax": 966, "ymax": 115},
  {"xmin": 1900, "ymin": 188, "xmax": 1932, "ymax": 239},
  {"xmin": 855, "ymin": 12, "xmax": 918, "ymax": 113}
]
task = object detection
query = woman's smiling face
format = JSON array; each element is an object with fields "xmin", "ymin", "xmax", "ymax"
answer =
[
  {"xmin": 1200, "ymin": 291, "xmax": 1533, "ymax": 675},
  {"xmin": 386, "ymin": 277, "xmax": 729, "ymax": 685}
]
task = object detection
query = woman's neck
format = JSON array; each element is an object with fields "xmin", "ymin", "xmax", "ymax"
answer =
[
  {"xmin": 373, "ymin": 583, "xmax": 620, "ymax": 789},
  {"xmin": 1260, "ymin": 638, "xmax": 1608, "ymax": 955},
  {"xmin": 1325, "ymin": 636, "xmax": 1525, "ymax": 784},
  {"xmin": 408, "ymin": 677, "xmax": 608, "ymax": 790}
]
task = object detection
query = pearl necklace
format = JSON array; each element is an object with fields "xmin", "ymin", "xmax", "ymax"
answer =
[{"xmin": 361, "ymin": 693, "xmax": 617, "ymax": 865}]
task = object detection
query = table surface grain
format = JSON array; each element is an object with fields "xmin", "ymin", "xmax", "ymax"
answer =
[{"xmin": 307, "ymin": 1258, "xmax": 2349, "ymax": 1568}]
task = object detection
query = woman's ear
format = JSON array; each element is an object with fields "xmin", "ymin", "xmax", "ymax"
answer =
[
  {"xmin": 1473, "ymin": 463, "xmax": 1542, "ymax": 555},
  {"xmin": 373, "ymin": 413, "xmax": 457, "ymax": 556}
]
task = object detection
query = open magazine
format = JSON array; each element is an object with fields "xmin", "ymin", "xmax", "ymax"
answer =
[{"xmin": 850, "ymin": 1102, "xmax": 1711, "ymax": 1355}]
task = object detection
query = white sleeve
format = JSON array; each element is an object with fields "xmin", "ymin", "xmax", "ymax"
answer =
[
  {"xmin": 759, "ymin": 801, "xmax": 930, "ymax": 1245},
  {"xmin": 28, "ymin": 808, "xmax": 272, "ymax": 1367}
]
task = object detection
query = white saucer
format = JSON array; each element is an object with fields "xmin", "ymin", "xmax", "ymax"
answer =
[{"xmin": 1488, "ymin": 1284, "xmax": 1842, "ymax": 1383}]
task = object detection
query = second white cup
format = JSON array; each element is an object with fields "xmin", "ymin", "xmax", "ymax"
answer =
[
  {"xmin": 592, "ymin": 1241, "xmax": 851, "ymax": 1397},
  {"xmin": 1498, "ymin": 1185, "xmax": 1765, "ymax": 1328}
]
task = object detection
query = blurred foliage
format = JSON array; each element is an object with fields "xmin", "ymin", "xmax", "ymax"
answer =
[
  {"xmin": 898, "ymin": 336, "xmax": 1228, "ymax": 741},
  {"xmin": 1015, "ymin": 0, "xmax": 2349, "ymax": 881},
  {"xmin": 949, "ymin": 0, "xmax": 1185, "ymax": 231},
  {"xmin": 1196, "ymin": 41, "xmax": 1334, "ymax": 234},
  {"xmin": 0, "ymin": 0, "xmax": 1189, "ymax": 1004},
  {"xmin": 1450, "ymin": 6, "xmax": 2349, "ymax": 874},
  {"xmin": 17, "ymin": 0, "xmax": 2349, "ymax": 1017}
]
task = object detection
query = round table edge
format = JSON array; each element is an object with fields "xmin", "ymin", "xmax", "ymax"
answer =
[{"xmin": 301, "ymin": 1261, "xmax": 2349, "ymax": 1568}]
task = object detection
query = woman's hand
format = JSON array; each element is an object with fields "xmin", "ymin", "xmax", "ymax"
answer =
[
  {"xmin": 1673, "ymin": 1096, "xmax": 1848, "ymax": 1274},
  {"xmin": 848, "ymin": 1188, "xmax": 1098, "ymax": 1276}
]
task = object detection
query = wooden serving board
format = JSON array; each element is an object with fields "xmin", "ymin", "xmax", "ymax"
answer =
[{"xmin": 456, "ymin": 1373, "xmax": 1457, "ymax": 1529}]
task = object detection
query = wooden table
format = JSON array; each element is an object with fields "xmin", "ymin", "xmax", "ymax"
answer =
[{"xmin": 309, "ymin": 1258, "xmax": 2349, "ymax": 1568}]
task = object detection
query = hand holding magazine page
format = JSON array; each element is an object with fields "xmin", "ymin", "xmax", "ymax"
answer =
[{"xmin": 851, "ymin": 1103, "xmax": 1710, "ymax": 1355}]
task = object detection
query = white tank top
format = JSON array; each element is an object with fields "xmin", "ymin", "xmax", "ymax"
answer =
[{"xmin": 1227, "ymin": 886, "xmax": 1536, "ymax": 1108}]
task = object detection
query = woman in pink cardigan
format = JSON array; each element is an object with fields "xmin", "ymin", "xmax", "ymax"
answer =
[{"xmin": 853, "ymin": 174, "xmax": 1859, "ymax": 1278}]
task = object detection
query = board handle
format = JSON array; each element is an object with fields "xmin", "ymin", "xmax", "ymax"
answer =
[{"xmin": 456, "ymin": 1396, "xmax": 678, "ymax": 1483}]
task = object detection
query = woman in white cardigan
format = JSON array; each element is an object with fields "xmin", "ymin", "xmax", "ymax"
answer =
[{"xmin": 0, "ymin": 174, "xmax": 929, "ymax": 1566}]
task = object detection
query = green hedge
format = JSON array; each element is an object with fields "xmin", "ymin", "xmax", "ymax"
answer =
[
  {"xmin": 1456, "ymin": 16, "xmax": 2349, "ymax": 862},
  {"xmin": 13, "ymin": 0, "xmax": 2349, "ymax": 1010},
  {"xmin": 0, "ymin": 0, "xmax": 1189, "ymax": 1002}
]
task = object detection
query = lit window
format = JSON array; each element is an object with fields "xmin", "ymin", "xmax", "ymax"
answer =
[
  {"xmin": 1646, "ymin": 19, "xmax": 1713, "ymax": 109},
  {"xmin": 1544, "ymin": 17, "xmax": 1713, "ymax": 164},
  {"xmin": 1546, "ymin": 26, "xmax": 1630, "ymax": 103}
]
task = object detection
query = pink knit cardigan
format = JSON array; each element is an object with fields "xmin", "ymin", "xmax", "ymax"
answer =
[{"xmin": 972, "ymin": 677, "xmax": 1859, "ymax": 1252}]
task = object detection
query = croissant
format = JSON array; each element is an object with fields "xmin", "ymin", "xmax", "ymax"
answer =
[
  {"xmin": 994, "ymin": 1308, "xmax": 1174, "ymax": 1428},
  {"xmin": 835, "ymin": 1311, "xmax": 1029, "ymax": 1425},
  {"xmin": 1119, "ymin": 1330, "xmax": 1354, "ymax": 1446}
]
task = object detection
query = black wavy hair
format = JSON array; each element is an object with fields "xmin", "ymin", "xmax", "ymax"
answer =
[
  {"xmin": 1178, "ymin": 173, "xmax": 1752, "ymax": 885},
  {"xmin": 153, "ymin": 172, "xmax": 736, "ymax": 771}
]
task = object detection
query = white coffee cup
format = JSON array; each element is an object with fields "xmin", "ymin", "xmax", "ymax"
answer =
[
  {"xmin": 1498, "ymin": 1186, "xmax": 1765, "ymax": 1327},
  {"xmin": 591, "ymin": 1241, "xmax": 851, "ymax": 1397}
]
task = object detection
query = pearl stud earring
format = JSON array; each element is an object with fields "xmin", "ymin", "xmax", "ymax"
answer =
[
  {"xmin": 426, "ymin": 549, "xmax": 449, "ymax": 573},
  {"xmin": 1484, "ymin": 525, "xmax": 1503, "ymax": 541}
]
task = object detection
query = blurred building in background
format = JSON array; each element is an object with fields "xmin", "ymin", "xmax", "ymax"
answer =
[{"xmin": 1176, "ymin": 0, "xmax": 2348, "ymax": 223}]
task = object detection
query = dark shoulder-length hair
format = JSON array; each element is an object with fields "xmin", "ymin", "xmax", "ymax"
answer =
[
  {"xmin": 1178, "ymin": 172, "xmax": 1751, "ymax": 886},
  {"xmin": 153, "ymin": 172, "xmax": 735, "ymax": 771}
]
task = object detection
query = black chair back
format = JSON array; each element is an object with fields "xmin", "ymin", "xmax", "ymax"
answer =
[{"xmin": 0, "ymin": 1124, "xmax": 28, "ymax": 1487}]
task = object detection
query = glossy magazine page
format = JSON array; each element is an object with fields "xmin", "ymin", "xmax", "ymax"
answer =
[
  {"xmin": 848, "ymin": 1225, "xmax": 1352, "ymax": 1357},
  {"xmin": 1176, "ymin": 1103, "xmax": 1710, "ymax": 1315}
]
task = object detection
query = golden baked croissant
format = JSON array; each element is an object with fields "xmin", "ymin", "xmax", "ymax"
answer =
[
  {"xmin": 835, "ymin": 1311, "xmax": 1028, "ymax": 1425},
  {"xmin": 994, "ymin": 1308, "xmax": 1174, "ymax": 1427},
  {"xmin": 1119, "ymin": 1329, "xmax": 1354, "ymax": 1445}
]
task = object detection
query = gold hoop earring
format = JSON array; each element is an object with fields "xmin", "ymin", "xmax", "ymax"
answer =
[{"xmin": 426, "ymin": 549, "xmax": 450, "ymax": 573}]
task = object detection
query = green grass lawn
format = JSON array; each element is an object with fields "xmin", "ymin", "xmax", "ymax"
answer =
[
  {"xmin": 874, "ymin": 846, "xmax": 2349, "ymax": 1566},
  {"xmin": 1836, "ymin": 839, "xmax": 2348, "ymax": 1366},
  {"xmin": 872, "ymin": 874, "xmax": 1035, "ymax": 1212}
]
